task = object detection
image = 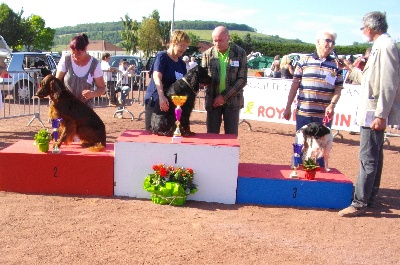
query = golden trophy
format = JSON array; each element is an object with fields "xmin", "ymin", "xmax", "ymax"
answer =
[{"xmin": 171, "ymin": 95, "xmax": 187, "ymax": 143}]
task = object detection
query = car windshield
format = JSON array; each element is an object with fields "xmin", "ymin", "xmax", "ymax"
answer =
[{"xmin": 109, "ymin": 56, "xmax": 142, "ymax": 73}]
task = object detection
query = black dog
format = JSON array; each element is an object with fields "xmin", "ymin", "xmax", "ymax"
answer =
[{"xmin": 150, "ymin": 65, "xmax": 211, "ymax": 136}]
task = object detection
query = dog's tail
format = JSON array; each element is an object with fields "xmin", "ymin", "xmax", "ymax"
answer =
[{"xmin": 88, "ymin": 143, "xmax": 106, "ymax": 152}]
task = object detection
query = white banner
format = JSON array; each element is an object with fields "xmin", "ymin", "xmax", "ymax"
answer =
[{"xmin": 240, "ymin": 77, "xmax": 361, "ymax": 132}]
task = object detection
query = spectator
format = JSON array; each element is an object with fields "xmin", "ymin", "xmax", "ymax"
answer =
[
  {"xmin": 282, "ymin": 29, "xmax": 343, "ymax": 167},
  {"xmin": 353, "ymin": 47, "xmax": 371, "ymax": 71},
  {"xmin": 188, "ymin": 56, "xmax": 198, "ymax": 70},
  {"xmin": 101, "ymin": 52, "xmax": 117, "ymax": 106},
  {"xmin": 271, "ymin": 55, "xmax": 281, "ymax": 78},
  {"xmin": 280, "ymin": 55, "xmax": 294, "ymax": 79},
  {"xmin": 115, "ymin": 59, "xmax": 135, "ymax": 118},
  {"xmin": 201, "ymin": 26, "xmax": 247, "ymax": 136},
  {"xmin": 144, "ymin": 30, "xmax": 190, "ymax": 132},
  {"xmin": 182, "ymin": 55, "xmax": 190, "ymax": 72},
  {"xmin": 338, "ymin": 11, "xmax": 400, "ymax": 217},
  {"xmin": 56, "ymin": 33, "xmax": 105, "ymax": 108}
]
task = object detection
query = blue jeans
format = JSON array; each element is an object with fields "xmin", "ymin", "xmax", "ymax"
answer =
[
  {"xmin": 296, "ymin": 114, "xmax": 332, "ymax": 168},
  {"xmin": 295, "ymin": 114, "xmax": 332, "ymax": 131},
  {"xmin": 351, "ymin": 127, "xmax": 384, "ymax": 208},
  {"xmin": 117, "ymin": 85, "xmax": 130, "ymax": 110}
]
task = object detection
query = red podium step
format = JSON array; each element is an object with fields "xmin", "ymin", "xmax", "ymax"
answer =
[{"xmin": 0, "ymin": 140, "xmax": 114, "ymax": 197}]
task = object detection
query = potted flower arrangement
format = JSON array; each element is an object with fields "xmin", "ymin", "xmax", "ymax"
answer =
[
  {"xmin": 143, "ymin": 164, "xmax": 198, "ymax": 206},
  {"xmin": 33, "ymin": 129, "xmax": 52, "ymax": 152},
  {"xmin": 302, "ymin": 157, "xmax": 320, "ymax": 180}
]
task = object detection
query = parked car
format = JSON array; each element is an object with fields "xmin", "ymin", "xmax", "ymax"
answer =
[
  {"xmin": 109, "ymin": 55, "xmax": 142, "ymax": 74},
  {"xmin": 0, "ymin": 51, "xmax": 57, "ymax": 101}
]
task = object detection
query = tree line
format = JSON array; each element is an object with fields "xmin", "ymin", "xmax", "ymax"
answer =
[{"xmin": 0, "ymin": 3, "xmax": 378, "ymax": 58}]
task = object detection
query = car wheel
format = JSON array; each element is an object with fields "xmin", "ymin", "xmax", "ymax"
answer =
[{"xmin": 15, "ymin": 80, "xmax": 33, "ymax": 101}]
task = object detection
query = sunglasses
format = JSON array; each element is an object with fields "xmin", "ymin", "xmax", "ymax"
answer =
[
  {"xmin": 360, "ymin": 27, "xmax": 365, "ymax": 31},
  {"xmin": 324, "ymin": 39, "xmax": 335, "ymax": 45}
]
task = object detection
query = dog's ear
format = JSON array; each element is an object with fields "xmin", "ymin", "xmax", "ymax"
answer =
[{"xmin": 50, "ymin": 77, "xmax": 62, "ymax": 101}]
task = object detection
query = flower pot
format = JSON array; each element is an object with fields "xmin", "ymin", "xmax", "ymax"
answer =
[
  {"xmin": 150, "ymin": 182, "xmax": 187, "ymax": 206},
  {"xmin": 37, "ymin": 142, "xmax": 49, "ymax": 153},
  {"xmin": 305, "ymin": 170, "xmax": 317, "ymax": 180}
]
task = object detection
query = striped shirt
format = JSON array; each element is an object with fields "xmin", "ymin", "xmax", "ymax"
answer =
[{"xmin": 294, "ymin": 52, "xmax": 343, "ymax": 118}]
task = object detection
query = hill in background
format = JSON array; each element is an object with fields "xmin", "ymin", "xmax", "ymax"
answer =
[{"xmin": 52, "ymin": 20, "xmax": 308, "ymax": 52}]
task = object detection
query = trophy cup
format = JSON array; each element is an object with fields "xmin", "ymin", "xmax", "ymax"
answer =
[
  {"xmin": 51, "ymin": 118, "xmax": 63, "ymax": 154},
  {"xmin": 171, "ymin": 95, "xmax": 187, "ymax": 143},
  {"xmin": 290, "ymin": 143, "xmax": 303, "ymax": 178}
]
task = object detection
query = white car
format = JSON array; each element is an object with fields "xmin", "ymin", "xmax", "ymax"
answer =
[{"xmin": 0, "ymin": 36, "xmax": 57, "ymax": 101}]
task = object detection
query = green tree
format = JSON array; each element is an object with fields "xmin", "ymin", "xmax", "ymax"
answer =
[
  {"xmin": 159, "ymin": 21, "xmax": 171, "ymax": 47},
  {"xmin": 242, "ymin": 33, "xmax": 253, "ymax": 53},
  {"xmin": 230, "ymin": 33, "xmax": 243, "ymax": 47},
  {"xmin": 138, "ymin": 16, "xmax": 162, "ymax": 59},
  {"xmin": 0, "ymin": 3, "xmax": 24, "ymax": 49},
  {"xmin": 120, "ymin": 14, "xmax": 139, "ymax": 54},
  {"xmin": 23, "ymin": 15, "xmax": 55, "ymax": 51},
  {"xmin": 187, "ymin": 32, "xmax": 200, "ymax": 46}
]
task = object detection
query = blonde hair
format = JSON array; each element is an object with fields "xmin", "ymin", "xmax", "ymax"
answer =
[
  {"xmin": 280, "ymin": 55, "xmax": 291, "ymax": 69},
  {"xmin": 170, "ymin": 30, "xmax": 190, "ymax": 45}
]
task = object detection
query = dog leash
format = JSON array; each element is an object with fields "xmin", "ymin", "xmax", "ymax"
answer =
[
  {"xmin": 322, "ymin": 114, "xmax": 332, "ymax": 126},
  {"xmin": 181, "ymin": 77, "xmax": 198, "ymax": 95}
]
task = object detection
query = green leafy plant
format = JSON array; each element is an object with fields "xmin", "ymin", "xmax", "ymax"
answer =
[
  {"xmin": 302, "ymin": 157, "xmax": 320, "ymax": 172},
  {"xmin": 33, "ymin": 129, "xmax": 52, "ymax": 152},
  {"xmin": 144, "ymin": 164, "xmax": 197, "ymax": 194},
  {"xmin": 34, "ymin": 129, "xmax": 51, "ymax": 144}
]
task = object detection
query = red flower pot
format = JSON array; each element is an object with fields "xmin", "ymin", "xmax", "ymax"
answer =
[{"xmin": 305, "ymin": 170, "xmax": 317, "ymax": 180}]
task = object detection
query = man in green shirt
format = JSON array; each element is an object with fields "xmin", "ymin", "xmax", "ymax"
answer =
[{"xmin": 201, "ymin": 26, "xmax": 248, "ymax": 136}]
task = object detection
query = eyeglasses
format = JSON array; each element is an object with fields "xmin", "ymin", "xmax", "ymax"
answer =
[
  {"xmin": 360, "ymin": 27, "xmax": 365, "ymax": 31},
  {"xmin": 324, "ymin": 39, "xmax": 335, "ymax": 45}
]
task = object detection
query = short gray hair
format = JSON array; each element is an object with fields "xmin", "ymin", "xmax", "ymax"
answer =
[
  {"xmin": 362, "ymin": 11, "xmax": 388, "ymax": 33},
  {"xmin": 316, "ymin": 30, "xmax": 337, "ymax": 41}
]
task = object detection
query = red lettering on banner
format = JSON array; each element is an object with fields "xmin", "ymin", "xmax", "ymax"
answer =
[
  {"xmin": 258, "ymin": 106, "xmax": 296, "ymax": 121},
  {"xmin": 334, "ymin": 114, "xmax": 351, "ymax": 127},
  {"xmin": 276, "ymin": 108, "xmax": 285, "ymax": 119},
  {"xmin": 266, "ymin": 107, "xmax": 275, "ymax": 118},
  {"xmin": 258, "ymin": 106, "xmax": 265, "ymax": 117}
]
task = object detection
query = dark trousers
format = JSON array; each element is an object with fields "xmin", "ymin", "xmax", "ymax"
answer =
[
  {"xmin": 107, "ymin": 81, "xmax": 116, "ymax": 103},
  {"xmin": 352, "ymin": 127, "xmax": 384, "ymax": 208},
  {"xmin": 206, "ymin": 105, "xmax": 240, "ymax": 136}
]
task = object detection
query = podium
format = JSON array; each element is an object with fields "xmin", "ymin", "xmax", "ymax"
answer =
[
  {"xmin": 236, "ymin": 163, "xmax": 353, "ymax": 209},
  {"xmin": 0, "ymin": 140, "xmax": 114, "ymax": 197},
  {"xmin": 114, "ymin": 130, "xmax": 240, "ymax": 204}
]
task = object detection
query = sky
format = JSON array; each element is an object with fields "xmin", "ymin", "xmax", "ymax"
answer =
[{"xmin": 4, "ymin": 0, "xmax": 400, "ymax": 46}]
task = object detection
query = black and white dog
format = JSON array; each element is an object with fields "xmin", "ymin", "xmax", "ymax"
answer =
[
  {"xmin": 295, "ymin": 122, "xmax": 333, "ymax": 172},
  {"xmin": 150, "ymin": 65, "xmax": 211, "ymax": 136}
]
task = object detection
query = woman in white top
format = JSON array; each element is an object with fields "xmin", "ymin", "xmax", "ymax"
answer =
[
  {"xmin": 56, "ymin": 34, "xmax": 105, "ymax": 108},
  {"xmin": 101, "ymin": 52, "xmax": 117, "ymax": 105},
  {"xmin": 116, "ymin": 59, "xmax": 135, "ymax": 113}
]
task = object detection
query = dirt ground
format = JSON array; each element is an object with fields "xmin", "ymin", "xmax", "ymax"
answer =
[{"xmin": 0, "ymin": 95, "xmax": 400, "ymax": 265}]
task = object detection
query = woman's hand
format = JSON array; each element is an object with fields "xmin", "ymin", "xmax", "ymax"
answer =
[
  {"xmin": 159, "ymin": 94, "xmax": 169, "ymax": 112},
  {"xmin": 82, "ymin": 90, "xmax": 93, "ymax": 99}
]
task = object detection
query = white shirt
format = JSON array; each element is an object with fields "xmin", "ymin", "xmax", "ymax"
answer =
[
  {"xmin": 57, "ymin": 55, "xmax": 103, "ymax": 78},
  {"xmin": 101, "ymin": 60, "xmax": 113, "ymax": 81}
]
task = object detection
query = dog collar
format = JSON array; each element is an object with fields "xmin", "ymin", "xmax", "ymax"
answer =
[{"xmin": 181, "ymin": 77, "xmax": 198, "ymax": 95}]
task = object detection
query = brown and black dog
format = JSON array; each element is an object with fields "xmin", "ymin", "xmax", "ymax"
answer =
[{"xmin": 36, "ymin": 75, "xmax": 106, "ymax": 151}]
